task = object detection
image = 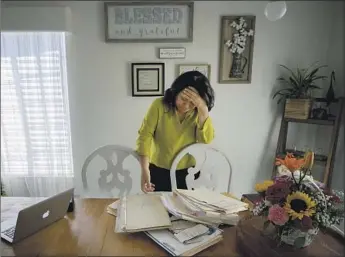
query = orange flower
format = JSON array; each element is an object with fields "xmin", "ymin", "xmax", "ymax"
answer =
[{"xmin": 275, "ymin": 153, "xmax": 305, "ymax": 172}]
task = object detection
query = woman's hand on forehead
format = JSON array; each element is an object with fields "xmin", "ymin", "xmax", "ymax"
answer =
[{"xmin": 186, "ymin": 86, "xmax": 198, "ymax": 94}]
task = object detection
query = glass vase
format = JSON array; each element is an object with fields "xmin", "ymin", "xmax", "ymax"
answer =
[{"xmin": 280, "ymin": 226, "xmax": 319, "ymax": 248}]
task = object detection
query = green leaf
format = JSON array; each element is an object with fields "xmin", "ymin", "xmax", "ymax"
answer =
[
  {"xmin": 272, "ymin": 88, "xmax": 295, "ymax": 98},
  {"xmin": 305, "ymin": 67, "xmax": 321, "ymax": 79},
  {"xmin": 263, "ymin": 220, "xmax": 270, "ymax": 230},
  {"xmin": 306, "ymin": 64, "xmax": 327, "ymax": 77},
  {"xmin": 310, "ymin": 75, "xmax": 327, "ymax": 81},
  {"xmin": 303, "ymin": 67, "xmax": 327, "ymax": 85},
  {"xmin": 308, "ymin": 85, "xmax": 321, "ymax": 89},
  {"xmin": 297, "ymin": 68, "xmax": 304, "ymax": 85},
  {"xmin": 272, "ymin": 92, "xmax": 283, "ymax": 99},
  {"xmin": 277, "ymin": 97, "xmax": 285, "ymax": 104},
  {"xmin": 301, "ymin": 62, "xmax": 317, "ymax": 77},
  {"xmin": 280, "ymin": 64, "xmax": 299, "ymax": 82},
  {"xmin": 289, "ymin": 77, "xmax": 299, "ymax": 88},
  {"xmin": 276, "ymin": 78, "xmax": 290, "ymax": 85},
  {"xmin": 294, "ymin": 237, "xmax": 306, "ymax": 248}
]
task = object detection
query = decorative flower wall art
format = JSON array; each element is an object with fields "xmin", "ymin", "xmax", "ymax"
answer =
[{"xmin": 219, "ymin": 16, "xmax": 256, "ymax": 84}]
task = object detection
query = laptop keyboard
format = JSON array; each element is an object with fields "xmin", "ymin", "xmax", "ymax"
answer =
[{"xmin": 3, "ymin": 226, "xmax": 15, "ymax": 239}]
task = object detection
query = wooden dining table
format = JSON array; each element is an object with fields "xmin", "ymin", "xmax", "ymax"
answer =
[
  {"xmin": 1, "ymin": 197, "xmax": 344, "ymax": 257},
  {"xmin": 1, "ymin": 197, "xmax": 242, "ymax": 256}
]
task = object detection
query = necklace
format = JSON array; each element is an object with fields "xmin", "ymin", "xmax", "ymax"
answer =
[{"xmin": 177, "ymin": 112, "xmax": 186, "ymax": 123}]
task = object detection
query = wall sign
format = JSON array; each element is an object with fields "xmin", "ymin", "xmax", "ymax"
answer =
[
  {"xmin": 105, "ymin": 2, "xmax": 194, "ymax": 42},
  {"xmin": 159, "ymin": 47, "xmax": 186, "ymax": 59}
]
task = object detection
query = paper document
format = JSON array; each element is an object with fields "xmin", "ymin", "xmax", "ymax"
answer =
[
  {"xmin": 160, "ymin": 194, "xmax": 218, "ymax": 226},
  {"xmin": 175, "ymin": 192, "xmax": 218, "ymax": 214},
  {"xmin": 115, "ymin": 194, "xmax": 171, "ymax": 233},
  {"xmin": 145, "ymin": 227, "xmax": 223, "ymax": 256},
  {"xmin": 108, "ymin": 200, "xmax": 119, "ymax": 210},
  {"xmin": 176, "ymin": 187, "xmax": 248, "ymax": 214},
  {"xmin": 106, "ymin": 200, "xmax": 119, "ymax": 216},
  {"xmin": 170, "ymin": 219, "xmax": 197, "ymax": 233},
  {"xmin": 173, "ymin": 224, "xmax": 210, "ymax": 244},
  {"xmin": 161, "ymin": 194, "xmax": 241, "ymax": 226}
]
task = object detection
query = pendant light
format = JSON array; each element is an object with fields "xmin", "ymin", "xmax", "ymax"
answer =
[{"xmin": 265, "ymin": 1, "xmax": 287, "ymax": 21}]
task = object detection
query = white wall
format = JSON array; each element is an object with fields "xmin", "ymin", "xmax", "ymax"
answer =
[{"xmin": 1, "ymin": 1, "xmax": 344, "ymax": 197}]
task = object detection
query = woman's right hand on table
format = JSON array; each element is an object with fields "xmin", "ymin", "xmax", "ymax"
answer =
[{"xmin": 141, "ymin": 168, "xmax": 155, "ymax": 193}]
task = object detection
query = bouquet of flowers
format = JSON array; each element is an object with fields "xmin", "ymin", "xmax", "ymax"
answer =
[
  {"xmin": 225, "ymin": 17, "xmax": 254, "ymax": 54},
  {"xmin": 253, "ymin": 151, "xmax": 344, "ymax": 248}
]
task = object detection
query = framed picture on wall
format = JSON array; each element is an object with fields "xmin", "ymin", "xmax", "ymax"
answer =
[
  {"xmin": 104, "ymin": 2, "xmax": 194, "ymax": 42},
  {"xmin": 177, "ymin": 64, "xmax": 211, "ymax": 79},
  {"xmin": 131, "ymin": 63, "xmax": 165, "ymax": 97},
  {"xmin": 219, "ymin": 16, "xmax": 255, "ymax": 84}
]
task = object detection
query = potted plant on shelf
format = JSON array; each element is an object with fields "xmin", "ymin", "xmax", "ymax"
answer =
[
  {"xmin": 272, "ymin": 63, "xmax": 328, "ymax": 119},
  {"xmin": 253, "ymin": 152, "xmax": 344, "ymax": 248}
]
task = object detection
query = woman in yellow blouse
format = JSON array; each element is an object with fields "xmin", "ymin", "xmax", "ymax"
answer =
[{"xmin": 135, "ymin": 71, "xmax": 215, "ymax": 192}]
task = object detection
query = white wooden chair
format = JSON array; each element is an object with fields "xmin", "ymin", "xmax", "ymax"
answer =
[
  {"xmin": 170, "ymin": 143, "xmax": 232, "ymax": 193},
  {"xmin": 81, "ymin": 145, "xmax": 141, "ymax": 198}
]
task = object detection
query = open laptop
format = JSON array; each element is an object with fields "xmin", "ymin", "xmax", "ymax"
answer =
[{"xmin": 1, "ymin": 188, "xmax": 74, "ymax": 244}]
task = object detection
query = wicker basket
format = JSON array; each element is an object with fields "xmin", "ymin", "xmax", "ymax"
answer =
[{"xmin": 284, "ymin": 99, "xmax": 311, "ymax": 119}]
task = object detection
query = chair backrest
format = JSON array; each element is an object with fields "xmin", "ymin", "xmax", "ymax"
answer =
[
  {"xmin": 81, "ymin": 145, "xmax": 140, "ymax": 198},
  {"xmin": 170, "ymin": 143, "xmax": 232, "ymax": 193}
]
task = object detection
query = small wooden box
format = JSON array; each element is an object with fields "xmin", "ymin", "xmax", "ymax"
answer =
[
  {"xmin": 284, "ymin": 98, "xmax": 311, "ymax": 119},
  {"xmin": 241, "ymin": 194, "xmax": 263, "ymax": 211}
]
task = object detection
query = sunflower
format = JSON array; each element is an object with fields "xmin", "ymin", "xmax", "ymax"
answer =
[
  {"xmin": 284, "ymin": 191, "xmax": 316, "ymax": 220},
  {"xmin": 255, "ymin": 180, "xmax": 274, "ymax": 192}
]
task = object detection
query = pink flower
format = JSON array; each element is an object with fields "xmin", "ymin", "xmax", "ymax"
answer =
[{"xmin": 268, "ymin": 204, "xmax": 289, "ymax": 226}]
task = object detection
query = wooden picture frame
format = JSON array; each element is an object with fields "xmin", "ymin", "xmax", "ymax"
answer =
[
  {"xmin": 131, "ymin": 63, "xmax": 165, "ymax": 97},
  {"xmin": 104, "ymin": 2, "xmax": 194, "ymax": 43},
  {"xmin": 218, "ymin": 16, "xmax": 255, "ymax": 84},
  {"xmin": 177, "ymin": 63, "xmax": 211, "ymax": 79}
]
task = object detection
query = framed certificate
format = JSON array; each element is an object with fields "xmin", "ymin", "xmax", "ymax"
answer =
[{"xmin": 131, "ymin": 63, "xmax": 165, "ymax": 97}]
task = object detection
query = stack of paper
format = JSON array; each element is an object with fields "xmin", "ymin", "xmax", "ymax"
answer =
[
  {"xmin": 160, "ymin": 187, "xmax": 248, "ymax": 226},
  {"xmin": 145, "ymin": 217, "xmax": 223, "ymax": 256},
  {"xmin": 112, "ymin": 188, "xmax": 247, "ymax": 256},
  {"xmin": 176, "ymin": 188, "xmax": 248, "ymax": 214},
  {"xmin": 145, "ymin": 222, "xmax": 223, "ymax": 256}
]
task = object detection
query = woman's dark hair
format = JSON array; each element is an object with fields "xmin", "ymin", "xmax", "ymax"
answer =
[{"xmin": 162, "ymin": 71, "xmax": 215, "ymax": 111}]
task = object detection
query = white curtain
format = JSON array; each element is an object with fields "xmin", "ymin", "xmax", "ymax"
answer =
[{"xmin": 1, "ymin": 32, "xmax": 74, "ymax": 197}]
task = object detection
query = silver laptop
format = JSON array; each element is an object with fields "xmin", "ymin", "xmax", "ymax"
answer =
[{"xmin": 1, "ymin": 188, "xmax": 74, "ymax": 244}]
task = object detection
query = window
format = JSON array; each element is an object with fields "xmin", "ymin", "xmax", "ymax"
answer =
[{"xmin": 1, "ymin": 32, "xmax": 73, "ymax": 178}]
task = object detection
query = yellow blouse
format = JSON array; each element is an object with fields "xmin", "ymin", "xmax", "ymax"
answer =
[{"xmin": 135, "ymin": 97, "xmax": 215, "ymax": 170}]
